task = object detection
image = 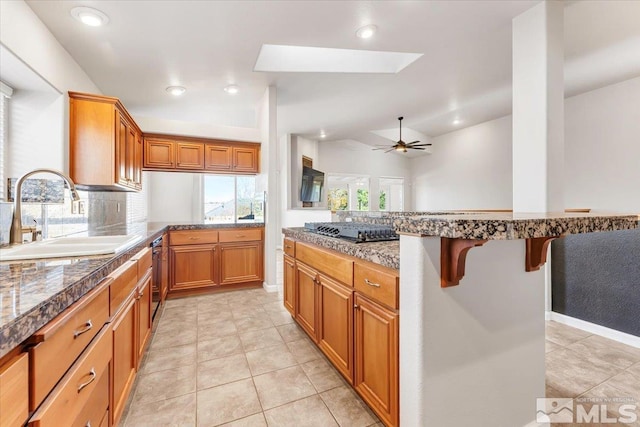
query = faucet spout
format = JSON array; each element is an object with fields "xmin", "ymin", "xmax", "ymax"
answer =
[{"xmin": 10, "ymin": 169, "xmax": 80, "ymax": 244}]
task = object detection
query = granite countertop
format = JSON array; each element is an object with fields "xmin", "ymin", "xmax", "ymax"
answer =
[
  {"xmin": 336, "ymin": 211, "xmax": 639, "ymax": 240},
  {"xmin": 282, "ymin": 227, "xmax": 400, "ymax": 270},
  {"xmin": 0, "ymin": 221, "xmax": 264, "ymax": 358}
]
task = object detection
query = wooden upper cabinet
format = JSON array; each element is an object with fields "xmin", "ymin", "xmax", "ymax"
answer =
[
  {"xmin": 205, "ymin": 145, "xmax": 232, "ymax": 171},
  {"xmin": 144, "ymin": 138, "xmax": 175, "ymax": 169},
  {"xmin": 176, "ymin": 142, "xmax": 205, "ymax": 169},
  {"xmin": 69, "ymin": 92, "xmax": 142, "ymax": 191},
  {"xmin": 233, "ymin": 146, "xmax": 259, "ymax": 173},
  {"xmin": 142, "ymin": 133, "xmax": 260, "ymax": 174}
]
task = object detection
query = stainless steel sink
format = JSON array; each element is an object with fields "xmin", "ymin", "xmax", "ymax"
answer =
[{"xmin": 0, "ymin": 235, "xmax": 143, "ymax": 261}]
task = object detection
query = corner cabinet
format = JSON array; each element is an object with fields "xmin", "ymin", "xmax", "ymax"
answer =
[
  {"xmin": 284, "ymin": 239, "xmax": 399, "ymax": 427},
  {"xmin": 143, "ymin": 133, "xmax": 260, "ymax": 174},
  {"xmin": 69, "ymin": 92, "xmax": 142, "ymax": 191}
]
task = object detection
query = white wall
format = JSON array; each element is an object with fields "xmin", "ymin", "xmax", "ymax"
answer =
[
  {"xmin": 411, "ymin": 115, "xmax": 513, "ymax": 210},
  {"xmin": 134, "ymin": 115, "xmax": 260, "ymax": 142},
  {"xmin": 410, "ymin": 76, "xmax": 640, "ymax": 213},
  {"xmin": 146, "ymin": 172, "xmax": 200, "ymax": 222},
  {"xmin": 318, "ymin": 139, "xmax": 413, "ymax": 212},
  {"xmin": 564, "ymin": 76, "xmax": 640, "ymax": 212}
]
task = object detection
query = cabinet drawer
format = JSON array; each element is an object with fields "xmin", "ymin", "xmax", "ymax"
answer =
[
  {"xmin": 354, "ymin": 261, "xmax": 399, "ymax": 310},
  {"xmin": 0, "ymin": 352, "xmax": 29, "ymax": 427},
  {"xmin": 109, "ymin": 259, "xmax": 138, "ymax": 316},
  {"xmin": 170, "ymin": 230, "xmax": 218, "ymax": 245},
  {"xmin": 131, "ymin": 246, "xmax": 152, "ymax": 277},
  {"xmin": 219, "ymin": 228, "xmax": 262, "ymax": 243},
  {"xmin": 28, "ymin": 326, "xmax": 112, "ymax": 427},
  {"xmin": 28, "ymin": 281, "xmax": 110, "ymax": 411},
  {"xmin": 71, "ymin": 364, "xmax": 108, "ymax": 427},
  {"xmin": 283, "ymin": 238, "xmax": 295, "ymax": 257},
  {"xmin": 296, "ymin": 242, "xmax": 353, "ymax": 286}
]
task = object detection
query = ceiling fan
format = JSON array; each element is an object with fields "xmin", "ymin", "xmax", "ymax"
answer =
[{"xmin": 373, "ymin": 117, "xmax": 432, "ymax": 153}]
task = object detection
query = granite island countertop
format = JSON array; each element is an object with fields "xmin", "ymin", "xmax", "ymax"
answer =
[
  {"xmin": 0, "ymin": 221, "xmax": 264, "ymax": 358},
  {"xmin": 282, "ymin": 227, "xmax": 400, "ymax": 270}
]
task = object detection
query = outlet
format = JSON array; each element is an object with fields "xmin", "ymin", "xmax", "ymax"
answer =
[
  {"xmin": 78, "ymin": 201, "xmax": 86, "ymax": 215},
  {"xmin": 71, "ymin": 201, "xmax": 78, "ymax": 214},
  {"xmin": 117, "ymin": 202, "xmax": 121, "ymax": 213}
]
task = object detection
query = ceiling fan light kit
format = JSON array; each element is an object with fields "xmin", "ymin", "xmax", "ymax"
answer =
[{"xmin": 373, "ymin": 116, "xmax": 432, "ymax": 153}]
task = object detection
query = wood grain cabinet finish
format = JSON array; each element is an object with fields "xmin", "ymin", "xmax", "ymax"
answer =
[
  {"xmin": 294, "ymin": 262, "xmax": 319, "ymax": 341},
  {"xmin": 219, "ymin": 242, "xmax": 263, "ymax": 285},
  {"xmin": 0, "ymin": 352, "xmax": 29, "ymax": 427},
  {"xmin": 71, "ymin": 366, "xmax": 109, "ymax": 427},
  {"xmin": 318, "ymin": 274, "xmax": 354, "ymax": 383},
  {"xmin": 69, "ymin": 91, "xmax": 142, "ymax": 191},
  {"xmin": 27, "ymin": 280, "xmax": 110, "ymax": 411},
  {"xmin": 111, "ymin": 294, "xmax": 137, "ymax": 427},
  {"xmin": 283, "ymin": 254, "xmax": 296, "ymax": 315},
  {"xmin": 170, "ymin": 244, "xmax": 217, "ymax": 291},
  {"xmin": 354, "ymin": 294, "xmax": 399, "ymax": 427},
  {"xmin": 136, "ymin": 270, "xmax": 153, "ymax": 369},
  {"xmin": 28, "ymin": 326, "xmax": 112, "ymax": 427},
  {"xmin": 176, "ymin": 142, "xmax": 205, "ymax": 169},
  {"xmin": 232, "ymin": 146, "xmax": 259, "ymax": 172},
  {"xmin": 144, "ymin": 137, "xmax": 175, "ymax": 169},
  {"xmin": 205, "ymin": 144, "xmax": 232, "ymax": 170}
]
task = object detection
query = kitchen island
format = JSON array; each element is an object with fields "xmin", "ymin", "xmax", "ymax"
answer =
[{"xmin": 288, "ymin": 210, "xmax": 638, "ymax": 427}]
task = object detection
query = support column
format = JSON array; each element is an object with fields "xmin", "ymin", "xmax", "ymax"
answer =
[{"xmin": 512, "ymin": 1, "xmax": 564, "ymax": 213}]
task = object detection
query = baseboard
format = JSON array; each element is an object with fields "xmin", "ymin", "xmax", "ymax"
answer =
[
  {"xmin": 548, "ymin": 311, "xmax": 640, "ymax": 349},
  {"xmin": 262, "ymin": 281, "xmax": 279, "ymax": 293}
]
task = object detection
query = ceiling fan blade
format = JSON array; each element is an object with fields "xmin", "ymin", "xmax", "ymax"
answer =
[
  {"xmin": 372, "ymin": 147, "xmax": 390, "ymax": 150},
  {"xmin": 407, "ymin": 143, "xmax": 432, "ymax": 147},
  {"xmin": 406, "ymin": 140, "xmax": 421, "ymax": 144},
  {"xmin": 385, "ymin": 147, "xmax": 397, "ymax": 153},
  {"xmin": 408, "ymin": 147, "xmax": 426, "ymax": 150}
]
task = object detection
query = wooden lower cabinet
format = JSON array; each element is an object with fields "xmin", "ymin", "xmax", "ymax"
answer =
[
  {"xmin": 219, "ymin": 242, "xmax": 263, "ymax": 285},
  {"xmin": 170, "ymin": 244, "xmax": 217, "ymax": 291},
  {"xmin": 71, "ymin": 365, "xmax": 109, "ymax": 427},
  {"xmin": 318, "ymin": 274, "xmax": 353, "ymax": 383},
  {"xmin": 111, "ymin": 295, "xmax": 137, "ymax": 427},
  {"xmin": 0, "ymin": 352, "xmax": 29, "ymax": 427},
  {"xmin": 295, "ymin": 262, "xmax": 319, "ymax": 340},
  {"xmin": 283, "ymin": 254, "xmax": 296, "ymax": 315},
  {"xmin": 136, "ymin": 270, "xmax": 153, "ymax": 368},
  {"xmin": 354, "ymin": 294, "xmax": 399, "ymax": 427}
]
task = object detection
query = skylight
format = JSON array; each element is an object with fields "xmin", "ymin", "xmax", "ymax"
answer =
[{"xmin": 254, "ymin": 44, "xmax": 423, "ymax": 74}]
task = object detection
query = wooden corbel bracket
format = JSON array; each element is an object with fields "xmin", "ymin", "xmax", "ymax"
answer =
[
  {"xmin": 441, "ymin": 237, "xmax": 488, "ymax": 287},
  {"xmin": 525, "ymin": 236, "xmax": 559, "ymax": 272}
]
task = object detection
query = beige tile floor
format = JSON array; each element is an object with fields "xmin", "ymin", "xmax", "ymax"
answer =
[{"xmin": 123, "ymin": 288, "xmax": 640, "ymax": 426}]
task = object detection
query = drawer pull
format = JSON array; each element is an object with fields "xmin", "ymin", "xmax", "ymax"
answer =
[
  {"xmin": 73, "ymin": 320, "xmax": 93, "ymax": 338},
  {"xmin": 236, "ymin": 234, "xmax": 246, "ymax": 238},
  {"xmin": 364, "ymin": 278, "xmax": 381, "ymax": 288},
  {"xmin": 354, "ymin": 304, "xmax": 360, "ymax": 309},
  {"xmin": 188, "ymin": 237, "xmax": 200, "ymax": 240},
  {"xmin": 86, "ymin": 422, "xmax": 91, "ymax": 427},
  {"xmin": 77, "ymin": 368, "xmax": 96, "ymax": 393},
  {"xmin": 285, "ymin": 245, "xmax": 292, "ymax": 249}
]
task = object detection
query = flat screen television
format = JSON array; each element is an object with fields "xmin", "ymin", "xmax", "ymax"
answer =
[{"xmin": 300, "ymin": 166, "xmax": 324, "ymax": 202}]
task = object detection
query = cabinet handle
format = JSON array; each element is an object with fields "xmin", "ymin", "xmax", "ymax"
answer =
[
  {"xmin": 188, "ymin": 237, "xmax": 200, "ymax": 240},
  {"xmin": 73, "ymin": 320, "xmax": 93, "ymax": 338},
  {"xmin": 86, "ymin": 422, "xmax": 91, "ymax": 427},
  {"xmin": 354, "ymin": 304, "xmax": 360, "ymax": 309},
  {"xmin": 77, "ymin": 368, "xmax": 96, "ymax": 393},
  {"xmin": 236, "ymin": 234, "xmax": 245, "ymax": 238},
  {"xmin": 284, "ymin": 245, "xmax": 292, "ymax": 249},
  {"xmin": 364, "ymin": 278, "xmax": 381, "ymax": 288}
]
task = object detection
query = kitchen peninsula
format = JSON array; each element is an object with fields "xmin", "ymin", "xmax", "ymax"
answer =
[{"xmin": 284, "ymin": 210, "xmax": 638, "ymax": 427}]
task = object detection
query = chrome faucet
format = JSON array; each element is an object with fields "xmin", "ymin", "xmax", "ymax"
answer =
[{"xmin": 10, "ymin": 169, "xmax": 81, "ymax": 244}]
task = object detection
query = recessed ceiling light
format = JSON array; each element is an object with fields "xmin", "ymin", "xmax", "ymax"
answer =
[
  {"xmin": 166, "ymin": 86, "xmax": 186, "ymax": 96},
  {"xmin": 320, "ymin": 132, "xmax": 326, "ymax": 139},
  {"xmin": 254, "ymin": 44, "xmax": 422, "ymax": 74},
  {"xmin": 224, "ymin": 85, "xmax": 239, "ymax": 94},
  {"xmin": 452, "ymin": 119, "xmax": 461, "ymax": 125},
  {"xmin": 356, "ymin": 24, "xmax": 377, "ymax": 39},
  {"xmin": 70, "ymin": 7, "xmax": 109, "ymax": 27}
]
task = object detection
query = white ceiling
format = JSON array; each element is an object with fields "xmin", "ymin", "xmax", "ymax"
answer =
[{"xmin": 25, "ymin": 0, "xmax": 640, "ymax": 146}]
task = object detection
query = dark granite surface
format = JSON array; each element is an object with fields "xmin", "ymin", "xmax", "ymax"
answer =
[
  {"xmin": 335, "ymin": 211, "xmax": 639, "ymax": 239},
  {"xmin": 0, "ymin": 221, "xmax": 264, "ymax": 358},
  {"xmin": 282, "ymin": 227, "xmax": 399, "ymax": 270}
]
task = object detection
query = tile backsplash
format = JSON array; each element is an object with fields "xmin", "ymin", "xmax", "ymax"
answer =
[{"xmin": 0, "ymin": 180, "xmax": 148, "ymax": 245}]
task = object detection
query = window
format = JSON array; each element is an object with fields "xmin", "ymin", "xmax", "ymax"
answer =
[
  {"xmin": 0, "ymin": 81, "xmax": 12, "ymax": 201},
  {"xmin": 203, "ymin": 175, "xmax": 263, "ymax": 223},
  {"xmin": 326, "ymin": 174, "xmax": 370, "ymax": 211},
  {"xmin": 379, "ymin": 177, "xmax": 404, "ymax": 211}
]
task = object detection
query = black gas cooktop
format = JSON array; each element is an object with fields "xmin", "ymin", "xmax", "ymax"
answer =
[{"xmin": 304, "ymin": 222, "xmax": 399, "ymax": 243}]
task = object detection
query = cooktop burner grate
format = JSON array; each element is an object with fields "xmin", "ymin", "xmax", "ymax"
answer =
[{"xmin": 304, "ymin": 222, "xmax": 399, "ymax": 243}]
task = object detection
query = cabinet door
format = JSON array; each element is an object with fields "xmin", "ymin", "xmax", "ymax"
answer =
[
  {"xmin": 205, "ymin": 144, "xmax": 232, "ymax": 171},
  {"xmin": 133, "ymin": 130, "xmax": 143, "ymax": 189},
  {"xmin": 219, "ymin": 242, "xmax": 263, "ymax": 285},
  {"xmin": 295, "ymin": 263, "xmax": 318, "ymax": 341},
  {"xmin": 161, "ymin": 235, "xmax": 169, "ymax": 302},
  {"xmin": 169, "ymin": 244, "xmax": 217, "ymax": 291},
  {"xmin": 126, "ymin": 126, "xmax": 136, "ymax": 186},
  {"xmin": 354, "ymin": 294, "xmax": 398, "ymax": 427},
  {"xmin": 176, "ymin": 142, "xmax": 205, "ymax": 169},
  {"xmin": 0, "ymin": 352, "xmax": 28, "ymax": 427},
  {"xmin": 144, "ymin": 137, "xmax": 175, "ymax": 169},
  {"xmin": 111, "ymin": 295, "xmax": 137, "ymax": 427},
  {"xmin": 232, "ymin": 146, "xmax": 259, "ymax": 173},
  {"xmin": 116, "ymin": 115, "xmax": 129, "ymax": 187},
  {"xmin": 283, "ymin": 254, "xmax": 296, "ymax": 315},
  {"xmin": 136, "ymin": 271, "xmax": 153, "ymax": 367},
  {"xmin": 318, "ymin": 275, "xmax": 354, "ymax": 383}
]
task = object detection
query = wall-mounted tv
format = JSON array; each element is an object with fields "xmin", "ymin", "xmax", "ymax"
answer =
[{"xmin": 300, "ymin": 166, "xmax": 324, "ymax": 203}]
